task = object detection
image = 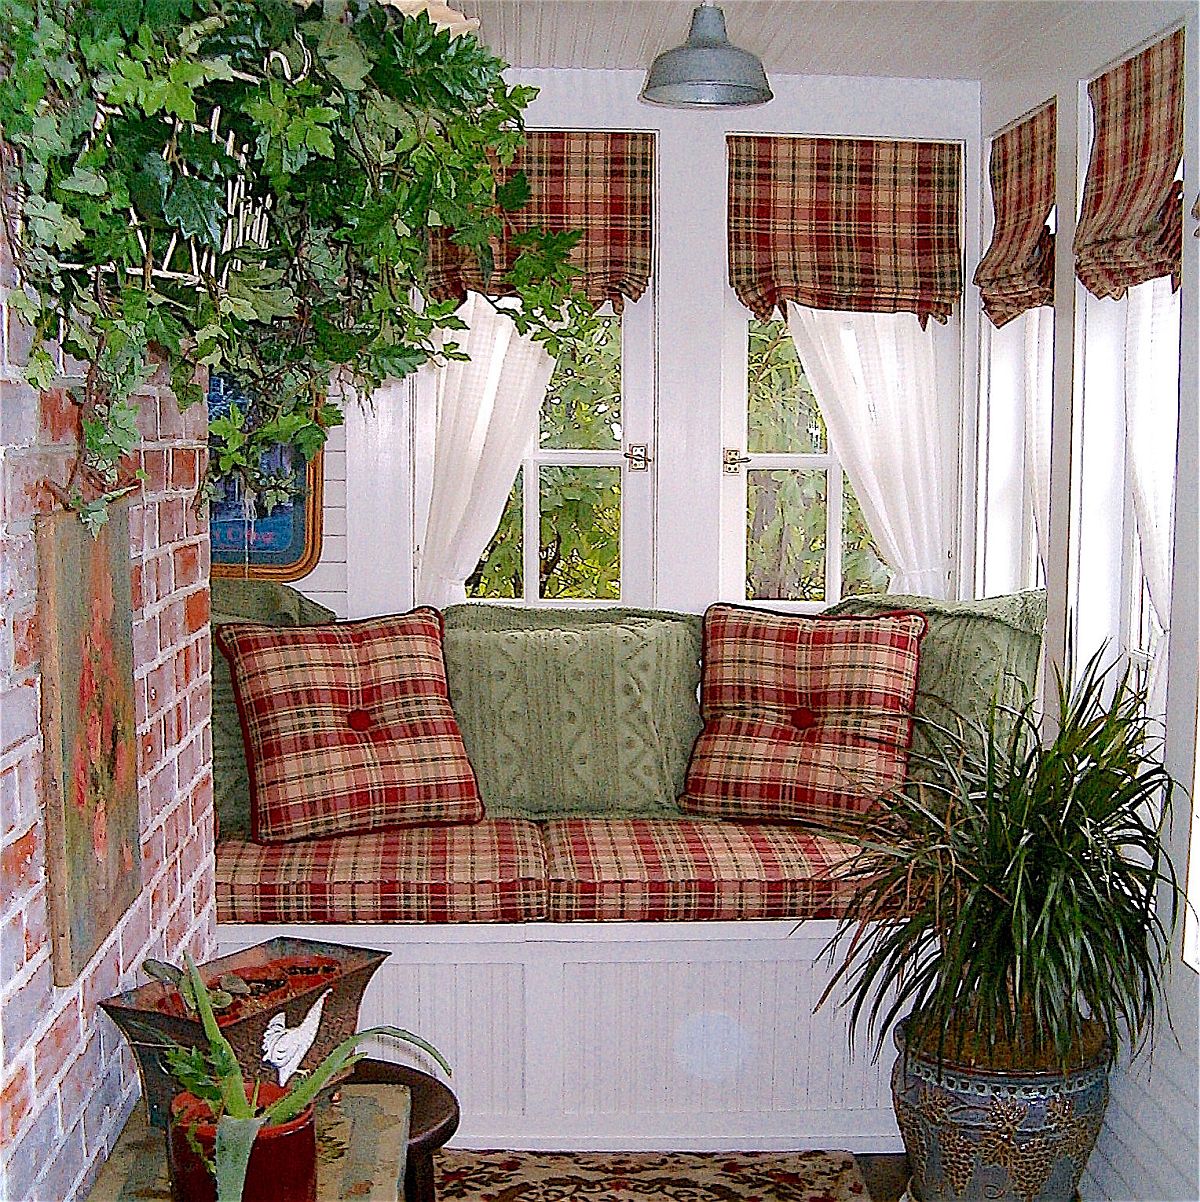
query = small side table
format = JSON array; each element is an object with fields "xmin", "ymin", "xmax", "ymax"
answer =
[
  {"xmin": 346, "ymin": 1061, "xmax": 460, "ymax": 1202},
  {"xmin": 86, "ymin": 1062, "xmax": 458, "ymax": 1202}
]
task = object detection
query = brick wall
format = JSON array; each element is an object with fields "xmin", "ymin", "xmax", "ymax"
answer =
[{"xmin": 0, "ymin": 256, "xmax": 216, "ymax": 1200}]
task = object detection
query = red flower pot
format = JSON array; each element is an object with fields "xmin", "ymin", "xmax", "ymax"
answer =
[{"xmin": 167, "ymin": 1082, "xmax": 316, "ymax": 1202}]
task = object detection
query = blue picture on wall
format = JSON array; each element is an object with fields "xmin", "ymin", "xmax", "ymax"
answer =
[{"xmin": 208, "ymin": 373, "xmax": 324, "ymax": 580}]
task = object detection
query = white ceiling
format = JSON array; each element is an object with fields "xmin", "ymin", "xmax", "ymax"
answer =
[{"xmin": 457, "ymin": 1, "xmax": 1192, "ymax": 82}]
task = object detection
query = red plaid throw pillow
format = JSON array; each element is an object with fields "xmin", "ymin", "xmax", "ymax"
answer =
[
  {"xmin": 682, "ymin": 604, "xmax": 926, "ymax": 823},
  {"xmin": 216, "ymin": 610, "xmax": 482, "ymax": 842}
]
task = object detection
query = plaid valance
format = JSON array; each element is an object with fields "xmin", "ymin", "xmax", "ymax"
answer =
[
  {"xmin": 426, "ymin": 130, "xmax": 654, "ymax": 312},
  {"xmin": 1074, "ymin": 29, "xmax": 1185, "ymax": 299},
  {"xmin": 727, "ymin": 135, "xmax": 963, "ymax": 327},
  {"xmin": 974, "ymin": 102, "xmax": 1056, "ymax": 328}
]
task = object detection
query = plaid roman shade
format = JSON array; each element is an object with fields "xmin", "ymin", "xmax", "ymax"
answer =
[
  {"xmin": 427, "ymin": 130, "xmax": 654, "ymax": 312},
  {"xmin": 682, "ymin": 604, "xmax": 926, "ymax": 824},
  {"xmin": 974, "ymin": 102, "xmax": 1057, "ymax": 328},
  {"xmin": 543, "ymin": 818, "xmax": 856, "ymax": 922},
  {"xmin": 727, "ymin": 135, "xmax": 963, "ymax": 327},
  {"xmin": 216, "ymin": 611, "xmax": 483, "ymax": 842},
  {"xmin": 1074, "ymin": 29, "xmax": 1185, "ymax": 299}
]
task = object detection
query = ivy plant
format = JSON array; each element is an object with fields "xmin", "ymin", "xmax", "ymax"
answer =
[{"xmin": 0, "ymin": 0, "xmax": 591, "ymax": 532}]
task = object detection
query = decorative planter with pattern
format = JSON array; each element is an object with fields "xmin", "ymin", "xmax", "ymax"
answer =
[
  {"xmin": 892, "ymin": 1018, "xmax": 1110, "ymax": 1202},
  {"xmin": 101, "ymin": 936, "xmax": 388, "ymax": 1128}
]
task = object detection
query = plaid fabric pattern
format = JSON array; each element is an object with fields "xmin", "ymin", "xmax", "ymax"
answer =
[
  {"xmin": 427, "ymin": 131, "xmax": 654, "ymax": 312},
  {"xmin": 974, "ymin": 102, "xmax": 1057, "ymax": 328},
  {"xmin": 727, "ymin": 135, "xmax": 962, "ymax": 328},
  {"xmin": 1074, "ymin": 29, "xmax": 1185, "ymax": 299},
  {"xmin": 215, "ymin": 611, "xmax": 482, "ymax": 843},
  {"xmin": 682, "ymin": 605, "xmax": 925, "ymax": 824},
  {"xmin": 216, "ymin": 819, "xmax": 548, "ymax": 923},
  {"xmin": 543, "ymin": 818, "xmax": 856, "ymax": 922}
]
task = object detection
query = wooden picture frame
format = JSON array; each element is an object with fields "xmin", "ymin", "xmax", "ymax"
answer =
[
  {"xmin": 208, "ymin": 373, "xmax": 325, "ymax": 582},
  {"xmin": 37, "ymin": 503, "xmax": 141, "ymax": 985}
]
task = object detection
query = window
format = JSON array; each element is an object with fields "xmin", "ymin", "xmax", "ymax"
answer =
[
  {"xmin": 721, "ymin": 318, "xmax": 891, "ymax": 607},
  {"xmin": 467, "ymin": 314, "xmax": 653, "ymax": 604}
]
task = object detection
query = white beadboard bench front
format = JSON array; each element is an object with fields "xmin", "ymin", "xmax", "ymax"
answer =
[{"xmin": 216, "ymin": 918, "xmax": 901, "ymax": 1153}]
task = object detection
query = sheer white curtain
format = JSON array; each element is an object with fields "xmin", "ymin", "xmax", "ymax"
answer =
[
  {"xmin": 1022, "ymin": 305, "xmax": 1054, "ymax": 572},
  {"xmin": 785, "ymin": 304, "xmax": 959, "ymax": 598},
  {"xmin": 1124, "ymin": 273, "xmax": 1180, "ymax": 704},
  {"xmin": 415, "ymin": 293, "xmax": 555, "ymax": 608}
]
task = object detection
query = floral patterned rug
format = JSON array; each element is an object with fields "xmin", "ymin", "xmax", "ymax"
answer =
[{"xmin": 434, "ymin": 1149, "xmax": 871, "ymax": 1201}]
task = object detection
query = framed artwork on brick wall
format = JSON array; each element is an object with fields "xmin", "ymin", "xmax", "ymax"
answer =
[
  {"xmin": 208, "ymin": 374, "xmax": 324, "ymax": 581},
  {"xmin": 37, "ymin": 502, "xmax": 141, "ymax": 985}
]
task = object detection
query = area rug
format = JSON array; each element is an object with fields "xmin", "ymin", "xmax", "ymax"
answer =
[{"xmin": 434, "ymin": 1149, "xmax": 870, "ymax": 1201}]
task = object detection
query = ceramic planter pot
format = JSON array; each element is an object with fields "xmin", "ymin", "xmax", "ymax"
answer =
[
  {"xmin": 892, "ymin": 1019, "xmax": 1110, "ymax": 1202},
  {"xmin": 168, "ymin": 1081, "xmax": 316, "ymax": 1202},
  {"xmin": 101, "ymin": 937, "xmax": 387, "ymax": 1127}
]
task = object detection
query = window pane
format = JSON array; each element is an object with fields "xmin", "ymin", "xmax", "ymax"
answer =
[
  {"xmin": 747, "ymin": 319, "xmax": 825, "ymax": 454},
  {"xmin": 540, "ymin": 316, "xmax": 622, "ymax": 451},
  {"xmin": 466, "ymin": 478, "xmax": 523, "ymax": 599},
  {"xmin": 539, "ymin": 465, "xmax": 621, "ymax": 599},
  {"xmin": 746, "ymin": 468, "xmax": 826, "ymax": 600},
  {"xmin": 841, "ymin": 478, "xmax": 892, "ymax": 598}
]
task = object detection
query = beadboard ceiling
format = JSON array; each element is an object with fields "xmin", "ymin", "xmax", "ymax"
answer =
[{"xmin": 456, "ymin": 1, "xmax": 1191, "ymax": 82}]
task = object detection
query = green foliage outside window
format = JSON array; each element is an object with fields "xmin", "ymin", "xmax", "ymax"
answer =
[
  {"xmin": 467, "ymin": 317, "xmax": 622, "ymax": 599},
  {"xmin": 746, "ymin": 319, "xmax": 892, "ymax": 600}
]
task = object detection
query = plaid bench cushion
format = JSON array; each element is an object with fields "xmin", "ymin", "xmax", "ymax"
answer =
[
  {"xmin": 543, "ymin": 818, "xmax": 856, "ymax": 922},
  {"xmin": 216, "ymin": 819, "xmax": 548, "ymax": 924}
]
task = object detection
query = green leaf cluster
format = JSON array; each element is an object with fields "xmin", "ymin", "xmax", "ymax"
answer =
[
  {"xmin": 820, "ymin": 647, "xmax": 1184, "ymax": 1074},
  {"xmin": 152, "ymin": 954, "xmax": 450, "ymax": 1202},
  {"xmin": 0, "ymin": 0, "xmax": 591, "ymax": 528}
]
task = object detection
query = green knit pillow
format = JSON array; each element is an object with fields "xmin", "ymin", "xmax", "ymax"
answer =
[
  {"xmin": 443, "ymin": 607, "xmax": 703, "ymax": 819},
  {"xmin": 210, "ymin": 580, "xmax": 336, "ymax": 840},
  {"xmin": 825, "ymin": 590, "xmax": 1047, "ymax": 757}
]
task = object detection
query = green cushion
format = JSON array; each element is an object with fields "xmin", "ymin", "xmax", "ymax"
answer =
[
  {"xmin": 442, "ymin": 606, "xmax": 703, "ymax": 819},
  {"xmin": 210, "ymin": 580, "xmax": 336, "ymax": 839},
  {"xmin": 824, "ymin": 590, "xmax": 1047, "ymax": 758}
]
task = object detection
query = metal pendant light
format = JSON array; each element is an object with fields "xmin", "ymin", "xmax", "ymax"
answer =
[{"xmin": 640, "ymin": 2, "xmax": 772, "ymax": 109}]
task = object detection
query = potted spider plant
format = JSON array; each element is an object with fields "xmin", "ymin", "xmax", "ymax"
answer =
[
  {"xmin": 156, "ymin": 953, "xmax": 449, "ymax": 1202},
  {"xmin": 822, "ymin": 648, "xmax": 1184, "ymax": 1202}
]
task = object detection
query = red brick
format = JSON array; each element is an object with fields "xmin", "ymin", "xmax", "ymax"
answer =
[
  {"xmin": 10, "ymin": 609, "xmax": 39, "ymax": 672},
  {"xmin": 1, "ymin": 905, "xmax": 24, "ymax": 976},
  {"xmin": 134, "ymin": 400, "xmax": 158, "ymax": 440},
  {"xmin": 141, "ymin": 824, "xmax": 166, "ymax": 882},
  {"xmin": 159, "ymin": 598, "xmax": 185, "ymax": 650},
  {"xmin": 144, "ymin": 659, "xmax": 176, "ymax": 716},
  {"xmin": 132, "ymin": 614, "xmax": 158, "ymax": 668},
  {"xmin": 22, "ymin": 893, "xmax": 46, "ymax": 962},
  {"xmin": 33, "ymin": 1000, "xmax": 81, "ymax": 1088},
  {"xmin": 130, "ymin": 562, "xmax": 145, "ymax": 610},
  {"xmin": 1, "ymin": 827, "xmax": 40, "ymax": 896},
  {"xmin": 119, "ymin": 894, "xmax": 151, "ymax": 975},
  {"xmin": 184, "ymin": 589, "xmax": 210, "ymax": 635},
  {"xmin": 3, "ymin": 959, "xmax": 51, "ymax": 1062},
  {"xmin": 167, "ymin": 898, "xmax": 191, "ymax": 954},
  {"xmin": 140, "ymin": 718, "xmax": 163, "ymax": 776},
  {"xmin": 80, "ymin": 940, "xmax": 119, "ymax": 1023},
  {"xmin": 0, "ymin": 533, "xmax": 36, "ymax": 603},
  {"xmin": 0, "ymin": 682, "xmax": 39, "ymax": 753},
  {"xmin": 57, "ymin": 1033, "xmax": 101, "ymax": 1131},
  {"xmin": 38, "ymin": 387, "xmax": 81, "ymax": 445},
  {"xmin": 173, "ymin": 542, "xmax": 201, "ymax": 589},
  {"xmin": 140, "ymin": 448, "xmax": 169, "ymax": 494},
  {"xmin": 1, "ymin": 448, "xmax": 75, "ymax": 523},
  {"xmin": 170, "ymin": 448, "xmax": 199, "ymax": 491},
  {"xmin": 159, "ymin": 497, "xmax": 186, "ymax": 543},
  {"xmin": 0, "ymin": 1063, "xmax": 32, "ymax": 1143}
]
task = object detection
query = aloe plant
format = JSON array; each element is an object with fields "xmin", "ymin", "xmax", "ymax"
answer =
[
  {"xmin": 160, "ymin": 954, "xmax": 449, "ymax": 1202},
  {"xmin": 820, "ymin": 646, "xmax": 1184, "ymax": 1073}
]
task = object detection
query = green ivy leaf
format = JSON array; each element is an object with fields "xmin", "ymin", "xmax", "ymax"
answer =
[{"xmin": 163, "ymin": 176, "xmax": 223, "ymax": 248}]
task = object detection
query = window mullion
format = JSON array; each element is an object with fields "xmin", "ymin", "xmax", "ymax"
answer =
[
  {"xmin": 828, "ymin": 458, "xmax": 844, "ymax": 604},
  {"xmin": 521, "ymin": 462, "xmax": 538, "ymax": 602}
]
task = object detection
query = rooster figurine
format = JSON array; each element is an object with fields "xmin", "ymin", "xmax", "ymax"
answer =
[{"xmin": 261, "ymin": 988, "xmax": 332, "ymax": 1086}]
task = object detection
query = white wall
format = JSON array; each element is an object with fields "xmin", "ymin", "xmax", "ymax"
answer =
[{"xmin": 980, "ymin": 7, "xmax": 1199, "ymax": 1197}]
